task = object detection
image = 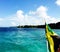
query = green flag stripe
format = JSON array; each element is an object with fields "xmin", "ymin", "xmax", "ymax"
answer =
[{"xmin": 47, "ymin": 24, "xmax": 54, "ymax": 34}]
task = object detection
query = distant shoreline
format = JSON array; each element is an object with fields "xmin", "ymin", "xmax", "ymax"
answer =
[
  {"xmin": 0, "ymin": 22, "xmax": 60, "ymax": 29},
  {"xmin": 17, "ymin": 22, "xmax": 60, "ymax": 29}
]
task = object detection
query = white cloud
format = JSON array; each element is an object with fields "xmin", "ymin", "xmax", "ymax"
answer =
[
  {"xmin": 36, "ymin": 6, "xmax": 48, "ymax": 18},
  {"xmin": 0, "ymin": 18, "xmax": 3, "ymax": 21},
  {"xmin": 16, "ymin": 10, "xmax": 24, "ymax": 18},
  {"xmin": 28, "ymin": 6, "xmax": 59, "ymax": 24},
  {"xmin": 55, "ymin": 0, "xmax": 60, "ymax": 6},
  {"xmin": 11, "ymin": 22, "xmax": 17, "ymax": 26},
  {"xmin": 0, "ymin": 5, "xmax": 60, "ymax": 27},
  {"xmin": 16, "ymin": 10, "xmax": 25, "ymax": 23}
]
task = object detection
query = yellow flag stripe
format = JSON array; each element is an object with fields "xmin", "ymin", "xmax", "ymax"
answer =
[{"xmin": 46, "ymin": 24, "xmax": 57, "ymax": 52}]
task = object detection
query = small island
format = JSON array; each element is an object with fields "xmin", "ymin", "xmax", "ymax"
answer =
[{"xmin": 17, "ymin": 22, "xmax": 60, "ymax": 29}]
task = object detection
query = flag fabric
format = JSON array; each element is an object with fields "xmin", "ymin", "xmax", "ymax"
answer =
[{"xmin": 45, "ymin": 24, "xmax": 60, "ymax": 52}]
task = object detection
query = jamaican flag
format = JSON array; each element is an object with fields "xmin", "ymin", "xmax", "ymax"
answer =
[{"xmin": 46, "ymin": 24, "xmax": 60, "ymax": 52}]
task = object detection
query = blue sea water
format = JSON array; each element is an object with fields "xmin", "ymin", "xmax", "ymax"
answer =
[{"xmin": 0, "ymin": 27, "xmax": 60, "ymax": 52}]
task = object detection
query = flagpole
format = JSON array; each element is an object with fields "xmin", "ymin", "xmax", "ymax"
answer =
[
  {"xmin": 46, "ymin": 41, "xmax": 49, "ymax": 52},
  {"xmin": 44, "ymin": 19, "xmax": 49, "ymax": 52}
]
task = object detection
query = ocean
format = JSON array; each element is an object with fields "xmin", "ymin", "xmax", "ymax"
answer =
[{"xmin": 0, "ymin": 27, "xmax": 60, "ymax": 52}]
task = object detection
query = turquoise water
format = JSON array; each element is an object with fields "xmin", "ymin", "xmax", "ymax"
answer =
[{"xmin": 0, "ymin": 28, "xmax": 60, "ymax": 52}]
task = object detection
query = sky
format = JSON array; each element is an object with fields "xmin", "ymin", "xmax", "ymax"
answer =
[{"xmin": 0, "ymin": 0, "xmax": 60, "ymax": 27}]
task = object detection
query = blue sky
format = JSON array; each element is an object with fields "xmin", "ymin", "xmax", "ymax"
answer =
[{"xmin": 0, "ymin": 0, "xmax": 60, "ymax": 27}]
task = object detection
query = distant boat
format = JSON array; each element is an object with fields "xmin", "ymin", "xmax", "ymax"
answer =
[{"xmin": 45, "ymin": 23, "xmax": 60, "ymax": 52}]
